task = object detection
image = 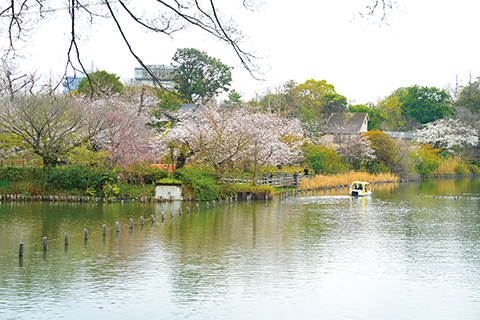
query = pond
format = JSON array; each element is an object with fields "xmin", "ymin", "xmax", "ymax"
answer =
[{"xmin": 1, "ymin": 178, "xmax": 480, "ymax": 319}]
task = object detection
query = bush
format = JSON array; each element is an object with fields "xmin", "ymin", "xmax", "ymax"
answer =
[
  {"xmin": 371, "ymin": 162, "xmax": 390, "ymax": 174},
  {"xmin": 44, "ymin": 166, "xmax": 115, "ymax": 194},
  {"xmin": 468, "ymin": 164, "xmax": 480, "ymax": 174},
  {"xmin": 143, "ymin": 167, "xmax": 168, "ymax": 184},
  {"xmin": 304, "ymin": 145, "xmax": 346, "ymax": 175},
  {"xmin": 454, "ymin": 164, "xmax": 469, "ymax": 175},
  {"xmin": 0, "ymin": 167, "xmax": 43, "ymax": 182},
  {"xmin": 172, "ymin": 167, "xmax": 220, "ymax": 201}
]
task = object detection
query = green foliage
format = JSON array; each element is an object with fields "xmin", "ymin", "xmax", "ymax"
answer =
[
  {"xmin": 377, "ymin": 96, "xmax": 405, "ymax": 131},
  {"xmin": 296, "ymin": 79, "xmax": 347, "ymax": 120},
  {"xmin": 143, "ymin": 167, "xmax": 169, "ymax": 184},
  {"xmin": 468, "ymin": 164, "xmax": 480, "ymax": 174},
  {"xmin": 230, "ymin": 184, "xmax": 276, "ymax": 196},
  {"xmin": 172, "ymin": 48, "xmax": 232, "ymax": 103},
  {"xmin": 117, "ymin": 162, "xmax": 168, "ymax": 185},
  {"xmin": 393, "ymin": 85, "xmax": 453, "ymax": 125},
  {"xmin": 363, "ymin": 130, "xmax": 395, "ymax": 172},
  {"xmin": 156, "ymin": 90, "xmax": 186, "ymax": 111},
  {"xmin": 413, "ymin": 145, "xmax": 440, "ymax": 176},
  {"xmin": 226, "ymin": 89, "xmax": 243, "ymax": 108},
  {"xmin": 172, "ymin": 166, "xmax": 220, "ymax": 201},
  {"xmin": 45, "ymin": 166, "xmax": 116, "ymax": 194},
  {"xmin": 156, "ymin": 178, "xmax": 182, "ymax": 184},
  {"xmin": 454, "ymin": 164, "xmax": 469, "ymax": 175},
  {"xmin": 349, "ymin": 103, "xmax": 380, "ymax": 130},
  {"xmin": 455, "ymin": 80, "xmax": 480, "ymax": 114},
  {"xmin": 77, "ymin": 70, "xmax": 124, "ymax": 97},
  {"xmin": 0, "ymin": 167, "xmax": 43, "ymax": 182},
  {"xmin": 304, "ymin": 145, "xmax": 346, "ymax": 175},
  {"xmin": 371, "ymin": 162, "xmax": 390, "ymax": 174}
]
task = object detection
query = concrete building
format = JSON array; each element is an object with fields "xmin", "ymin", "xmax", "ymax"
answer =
[
  {"xmin": 63, "ymin": 73, "xmax": 86, "ymax": 93},
  {"xmin": 129, "ymin": 65, "xmax": 175, "ymax": 90}
]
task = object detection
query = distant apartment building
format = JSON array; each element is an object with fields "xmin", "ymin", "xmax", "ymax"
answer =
[
  {"xmin": 129, "ymin": 65, "xmax": 175, "ymax": 90},
  {"xmin": 63, "ymin": 73, "xmax": 86, "ymax": 93}
]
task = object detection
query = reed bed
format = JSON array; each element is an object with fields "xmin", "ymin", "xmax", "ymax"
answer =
[
  {"xmin": 432, "ymin": 157, "xmax": 461, "ymax": 175},
  {"xmin": 299, "ymin": 171, "xmax": 397, "ymax": 189}
]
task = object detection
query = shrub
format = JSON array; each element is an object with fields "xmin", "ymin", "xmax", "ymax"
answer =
[
  {"xmin": 413, "ymin": 145, "xmax": 440, "ymax": 176},
  {"xmin": 454, "ymin": 164, "xmax": 469, "ymax": 175},
  {"xmin": 371, "ymin": 162, "xmax": 390, "ymax": 174},
  {"xmin": 304, "ymin": 145, "xmax": 346, "ymax": 175},
  {"xmin": 468, "ymin": 164, "xmax": 480, "ymax": 174},
  {"xmin": 172, "ymin": 167, "xmax": 220, "ymax": 201}
]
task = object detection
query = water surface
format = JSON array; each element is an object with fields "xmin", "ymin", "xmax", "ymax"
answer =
[{"xmin": 1, "ymin": 179, "xmax": 479, "ymax": 319}]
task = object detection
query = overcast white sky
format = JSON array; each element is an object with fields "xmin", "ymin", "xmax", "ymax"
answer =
[{"xmin": 18, "ymin": 0, "xmax": 480, "ymax": 104}]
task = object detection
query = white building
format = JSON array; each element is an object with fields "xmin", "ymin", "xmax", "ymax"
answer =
[{"xmin": 129, "ymin": 65, "xmax": 175, "ymax": 90}]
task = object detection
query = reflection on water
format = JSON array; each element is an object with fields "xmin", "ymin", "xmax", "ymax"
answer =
[{"xmin": 1, "ymin": 179, "xmax": 480, "ymax": 319}]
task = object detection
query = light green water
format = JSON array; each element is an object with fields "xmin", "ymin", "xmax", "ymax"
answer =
[{"xmin": 1, "ymin": 179, "xmax": 480, "ymax": 319}]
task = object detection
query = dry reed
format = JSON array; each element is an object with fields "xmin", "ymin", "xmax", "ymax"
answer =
[
  {"xmin": 432, "ymin": 157, "xmax": 461, "ymax": 175},
  {"xmin": 299, "ymin": 171, "xmax": 397, "ymax": 189}
]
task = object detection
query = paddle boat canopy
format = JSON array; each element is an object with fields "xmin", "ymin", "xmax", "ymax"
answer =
[{"xmin": 349, "ymin": 181, "xmax": 372, "ymax": 197}]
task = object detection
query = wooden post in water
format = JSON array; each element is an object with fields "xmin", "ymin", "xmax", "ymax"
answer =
[
  {"xmin": 43, "ymin": 237, "xmax": 47, "ymax": 251},
  {"xmin": 84, "ymin": 229, "xmax": 88, "ymax": 240},
  {"xmin": 130, "ymin": 219, "xmax": 133, "ymax": 229},
  {"xmin": 65, "ymin": 233, "xmax": 69, "ymax": 245},
  {"xmin": 141, "ymin": 216, "xmax": 144, "ymax": 226},
  {"xmin": 103, "ymin": 225, "xmax": 107, "ymax": 236},
  {"xmin": 116, "ymin": 222, "xmax": 120, "ymax": 232},
  {"xmin": 19, "ymin": 243, "xmax": 24, "ymax": 257}
]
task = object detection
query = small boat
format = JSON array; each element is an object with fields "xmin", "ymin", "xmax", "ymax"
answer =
[{"xmin": 349, "ymin": 181, "xmax": 372, "ymax": 197}]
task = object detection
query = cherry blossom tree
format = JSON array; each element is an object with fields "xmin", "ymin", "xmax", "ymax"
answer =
[
  {"xmin": 243, "ymin": 109, "xmax": 304, "ymax": 185},
  {"xmin": 415, "ymin": 118, "xmax": 479, "ymax": 154},
  {"xmin": 89, "ymin": 94, "xmax": 157, "ymax": 168},
  {"xmin": 335, "ymin": 134, "xmax": 376, "ymax": 168},
  {"xmin": 326, "ymin": 121, "xmax": 375, "ymax": 168},
  {"xmin": 155, "ymin": 106, "xmax": 251, "ymax": 181},
  {"xmin": 154, "ymin": 106, "xmax": 304, "ymax": 182}
]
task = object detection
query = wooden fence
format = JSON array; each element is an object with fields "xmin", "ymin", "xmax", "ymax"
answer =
[{"xmin": 223, "ymin": 174, "xmax": 306, "ymax": 187}]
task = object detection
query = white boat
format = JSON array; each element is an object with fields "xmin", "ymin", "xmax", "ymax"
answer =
[{"xmin": 349, "ymin": 181, "xmax": 372, "ymax": 197}]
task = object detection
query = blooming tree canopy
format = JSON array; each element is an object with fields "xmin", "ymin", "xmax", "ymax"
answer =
[
  {"xmin": 415, "ymin": 118, "xmax": 479, "ymax": 153},
  {"xmin": 154, "ymin": 106, "xmax": 304, "ymax": 181},
  {"xmin": 89, "ymin": 94, "xmax": 157, "ymax": 167}
]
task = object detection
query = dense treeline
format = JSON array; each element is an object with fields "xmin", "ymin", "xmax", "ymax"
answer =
[{"xmin": 1, "ymin": 51, "xmax": 480, "ymax": 200}]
